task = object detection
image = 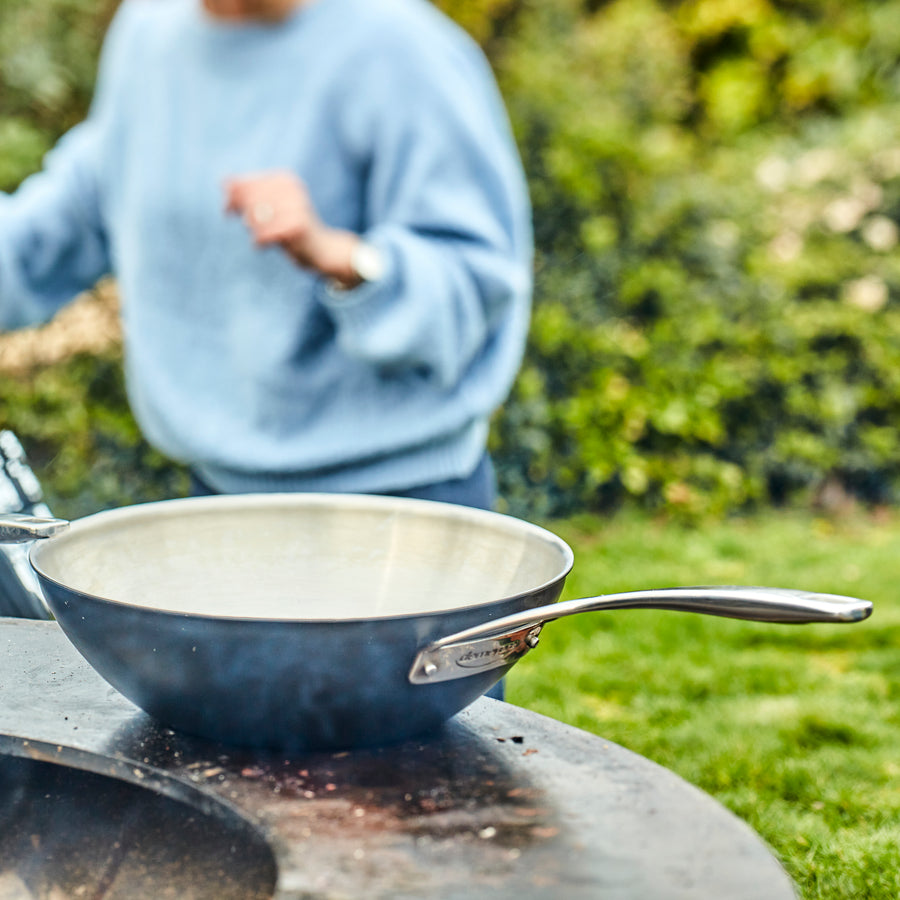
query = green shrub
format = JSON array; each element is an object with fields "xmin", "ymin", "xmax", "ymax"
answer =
[
  {"xmin": 0, "ymin": 0, "xmax": 117, "ymax": 190},
  {"xmin": 487, "ymin": 0, "xmax": 900, "ymax": 520},
  {"xmin": 0, "ymin": 347, "xmax": 187, "ymax": 518}
]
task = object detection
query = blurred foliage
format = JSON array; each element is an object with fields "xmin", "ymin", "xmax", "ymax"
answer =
[
  {"xmin": 0, "ymin": 0, "xmax": 118, "ymax": 191},
  {"xmin": 4, "ymin": 0, "xmax": 900, "ymax": 520},
  {"xmin": 485, "ymin": 0, "xmax": 900, "ymax": 521},
  {"xmin": 0, "ymin": 348, "xmax": 188, "ymax": 518},
  {"xmin": 431, "ymin": 0, "xmax": 519, "ymax": 44}
]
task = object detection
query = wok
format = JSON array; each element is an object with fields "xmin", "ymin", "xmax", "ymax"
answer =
[{"xmin": 0, "ymin": 494, "xmax": 872, "ymax": 751}]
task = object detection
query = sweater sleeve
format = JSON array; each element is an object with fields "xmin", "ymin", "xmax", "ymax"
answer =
[
  {"xmin": 318, "ymin": 29, "xmax": 533, "ymax": 392},
  {"xmin": 0, "ymin": 0, "xmax": 141, "ymax": 331},
  {"xmin": 0, "ymin": 122, "xmax": 111, "ymax": 330}
]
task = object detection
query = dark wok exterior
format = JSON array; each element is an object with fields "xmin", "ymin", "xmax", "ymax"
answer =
[
  {"xmin": 38, "ymin": 579, "xmax": 565, "ymax": 750},
  {"xmin": 30, "ymin": 494, "xmax": 573, "ymax": 750}
]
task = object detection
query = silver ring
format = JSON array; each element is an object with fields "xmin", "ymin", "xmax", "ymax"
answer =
[{"xmin": 253, "ymin": 202, "xmax": 275, "ymax": 224}]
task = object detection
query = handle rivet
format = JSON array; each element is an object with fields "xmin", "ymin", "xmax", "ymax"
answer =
[{"xmin": 423, "ymin": 662, "xmax": 438, "ymax": 677}]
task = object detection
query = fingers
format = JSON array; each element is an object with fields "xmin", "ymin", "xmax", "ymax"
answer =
[
  {"xmin": 224, "ymin": 171, "xmax": 314, "ymax": 248},
  {"xmin": 223, "ymin": 170, "xmax": 344, "ymax": 274}
]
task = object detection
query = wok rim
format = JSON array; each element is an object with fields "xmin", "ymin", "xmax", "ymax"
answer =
[{"xmin": 29, "ymin": 492, "xmax": 575, "ymax": 625}]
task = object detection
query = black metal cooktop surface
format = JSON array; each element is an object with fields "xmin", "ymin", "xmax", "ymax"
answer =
[{"xmin": 0, "ymin": 619, "xmax": 796, "ymax": 899}]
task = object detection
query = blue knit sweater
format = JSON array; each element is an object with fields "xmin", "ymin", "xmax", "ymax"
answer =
[{"xmin": 0, "ymin": 0, "xmax": 532, "ymax": 494}]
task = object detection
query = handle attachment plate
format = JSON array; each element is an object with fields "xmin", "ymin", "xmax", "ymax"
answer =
[{"xmin": 409, "ymin": 625, "xmax": 543, "ymax": 684}]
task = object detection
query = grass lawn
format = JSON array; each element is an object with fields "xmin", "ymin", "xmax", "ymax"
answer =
[{"xmin": 506, "ymin": 508, "xmax": 900, "ymax": 900}]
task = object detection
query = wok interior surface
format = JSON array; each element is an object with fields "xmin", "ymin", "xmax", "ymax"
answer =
[{"xmin": 31, "ymin": 493, "xmax": 574, "ymax": 620}]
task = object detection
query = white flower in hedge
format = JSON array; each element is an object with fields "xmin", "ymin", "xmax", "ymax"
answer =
[
  {"xmin": 873, "ymin": 147, "xmax": 900, "ymax": 180},
  {"xmin": 861, "ymin": 216, "xmax": 899, "ymax": 252},
  {"xmin": 794, "ymin": 147, "xmax": 843, "ymax": 186},
  {"xmin": 768, "ymin": 231, "xmax": 803, "ymax": 263},
  {"xmin": 854, "ymin": 179, "xmax": 884, "ymax": 211},
  {"xmin": 843, "ymin": 275, "xmax": 888, "ymax": 312},
  {"xmin": 755, "ymin": 155, "xmax": 790, "ymax": 192},
  {"xmin": 824, "ymin": 196, "xmax": 868, "ymax": 233}
]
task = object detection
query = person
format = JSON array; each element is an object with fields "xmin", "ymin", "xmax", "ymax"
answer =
[{"xmin": 0, "ymin": 0, "xmax": 533, "ymax": 512}]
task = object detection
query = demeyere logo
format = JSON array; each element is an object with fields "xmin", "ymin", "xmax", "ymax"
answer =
[{"xmin": 453, "ymin": 635, "xmax": 530, "ymax": 670}]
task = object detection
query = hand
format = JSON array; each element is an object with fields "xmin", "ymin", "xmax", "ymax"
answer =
[{"xmin": 224, "ymin": 171, "xmax": 362, "ymax": 287}]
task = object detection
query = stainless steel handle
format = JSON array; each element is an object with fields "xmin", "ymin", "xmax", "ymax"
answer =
[
  {"xmin": 0, "ymin": 513, "xmax": 70, "ymax": 543},
  {"xmin": 409, "ymin": 586, "xmax": 873, "ymax": 684}
]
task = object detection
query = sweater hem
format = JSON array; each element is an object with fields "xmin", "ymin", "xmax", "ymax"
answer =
[{"xmin": 191, "ymin": 420, "xmax": 488, "ymax": 495}]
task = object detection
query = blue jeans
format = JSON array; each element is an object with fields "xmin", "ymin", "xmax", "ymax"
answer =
[
  {"xmin": 373, "ymin": 454, "xmax": 496, "ymax": 511},
  {"xmin": 190, "ymin": 453, "xmax": 498, "ymax": 510}
]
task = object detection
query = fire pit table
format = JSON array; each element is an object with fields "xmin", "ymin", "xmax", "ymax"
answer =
[{"xmin": 0, "ymin": 618, "xmax": 796, "ymax": 899}]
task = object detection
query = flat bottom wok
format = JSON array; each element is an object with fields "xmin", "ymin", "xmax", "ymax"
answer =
[{"xmin": 13, "ymin": 493, "xmax": 871, "ymax": 751}]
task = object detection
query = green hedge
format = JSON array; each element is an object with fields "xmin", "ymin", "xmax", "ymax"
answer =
[
  {"xmin": 4, "ymin": 0, "xmax": 900, "ymax": 520},
  {"xmin": 0, "ymin": 0, "xmax": 117, "ymax": 191},
  {"xmin": 0, "ymin": 350, "xmax": 188, "ymax": 517},
  {"xmin": 488, "ymin": 0, "xmax": 900, "ymax": 519}
]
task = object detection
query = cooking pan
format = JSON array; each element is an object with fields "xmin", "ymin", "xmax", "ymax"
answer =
[{"xmin": 0, "ymin": 493, "xmax": 872, "ymax": 751}]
